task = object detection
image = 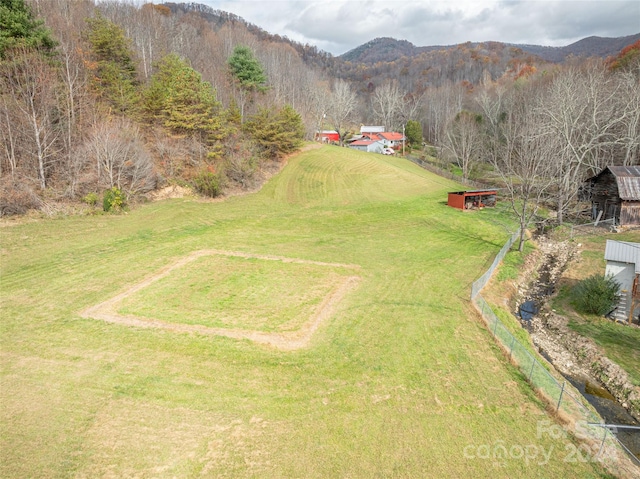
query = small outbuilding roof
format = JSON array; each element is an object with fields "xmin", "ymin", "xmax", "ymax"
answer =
[
  {"xmin": 448, "ymin": 189, "xmax": 497, "ymax": 195},
  {"xmin": 587, "ymin": 166, "xmax": 640, "ymax": 201},
  {"xmin": 604, "ymin": 240, "xmax": 640, "ymax": 274},
  {"xmin": 361, "ymin": 133, "xmax": 381, "ymax": 141},
  {"xmin": 360, "ymin": 125, "xmax": 385, "ymax": 133},
  {"xmin": 378, "ymin": 132, "xmax": 405, "ymax": 141},
  {"xmin": 350, "ymin": 140, "xmax": 378, "ymax": 146}
]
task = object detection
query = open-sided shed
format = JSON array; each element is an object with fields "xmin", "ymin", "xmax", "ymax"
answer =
[{"xmin": 447, "ymin": 190, "xmax": 497, "ymax": 210}]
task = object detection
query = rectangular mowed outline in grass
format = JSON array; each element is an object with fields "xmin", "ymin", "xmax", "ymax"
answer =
[
  {"xmin": 119, "ymin": 254, "xmax": 351, "ymax": 332},
  {"xmin": 80, "ymin": 249, "xmax": 361, "ymax": 350}
]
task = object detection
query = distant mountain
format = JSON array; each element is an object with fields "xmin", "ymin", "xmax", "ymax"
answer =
[
  {"xmin": 340, "ymin": 37, "xmax": 456, "ymax": 63},
  {"xmin": 163, "ymin": 3, "xmax": 638, "ymax": 67},
  {"xmin": 160, "ymin": 3, "xmax": 638, "ymax": 91},
  {"xmin": 340, "ymin": 38, "xmax": 422, "ymax": 63},
  {"xmin": 340, "ymin": 34, "xmax": 640, "ymax": 64},
  {"xmin": 514, "ymin": 33, "xmax": 640, "ymax": 62}
]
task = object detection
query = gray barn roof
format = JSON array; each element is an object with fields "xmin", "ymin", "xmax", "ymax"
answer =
[
  {"xmin": 604, "ymin": 240, "xmax": 640, "ymax": 274},
  {"xmin": 592, "ymin": 166, "xmax": 640, "ymax": 201}
]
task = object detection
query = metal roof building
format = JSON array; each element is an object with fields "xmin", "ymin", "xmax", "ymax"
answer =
[
  {"xmin": 585, "ymin": 166, "xmax": 640, "ymax": 226},
  {"xmin": 447, "ymin": 190, "xmax": 497, "ymax": 210},
  {"xmin": 604, "ymin": 240, "xmax": 640, "ymax": 323},
  {"xmin": 611, "ymin": 166, "xmax": 640, "ymax": 201},
  {"xmin": 604, "ymin": 240, "xmax": 640, "ymax": 274}
]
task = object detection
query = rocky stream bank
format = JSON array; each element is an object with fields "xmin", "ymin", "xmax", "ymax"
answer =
[{"xmin": 513, "ymin": 236, "xmax": 640, "ymax": 423}]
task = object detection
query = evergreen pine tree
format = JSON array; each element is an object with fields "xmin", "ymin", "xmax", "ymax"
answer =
[{"xmin": 0, "ymin": 0, "xmax": 56, "ymax": 58}]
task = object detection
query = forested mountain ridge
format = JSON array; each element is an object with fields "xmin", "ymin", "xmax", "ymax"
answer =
[
  {"xmin": 331, "ymin": 34, "xmax": 640, "ymax": 91},
  {"xmin": 510, "ymin": 33, "xmax": 640, "ymax": 63},
  {"xmin": 161, "ymin": 3, "xmax": 639, "ymax": 68},
  {"xmin": 340, "ymin": 33, "xmax": 640, "ymax": 64},
  {"xmin": 1, "ymin": 0, "xmax": 638, "ymax": 225},
  {"xmin": 160, "ymin": 3, "xmax": 639, "ymax": 92},
  {"xmin": 161, "ymin": 2, "xmax": 336, "ymax": 71}
]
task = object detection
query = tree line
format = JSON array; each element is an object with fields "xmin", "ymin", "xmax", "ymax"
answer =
[
  {"xmin": 0, "ymin": 0, "xmax": 638, "ymax": 226},
  {"xmin": 0, "ymin": 0, "xmax": 311, "ymax": 214},
  {"xmin": 434, "ymin": 51, "xmax": 639, "ymax": 248}
]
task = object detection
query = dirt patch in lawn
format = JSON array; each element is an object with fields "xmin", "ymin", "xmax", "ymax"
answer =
[{"xmin": 79, "ymin": 249, "xmax": 360, "ymax": 351}]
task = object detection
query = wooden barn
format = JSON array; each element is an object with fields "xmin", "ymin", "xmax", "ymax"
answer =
[
  {"xmin": 584, "ymin": 166, "xmax": 640, "ymax": 226},
  {"xmin": 447, "ymin": 190, "xmax": 497, "ymax": 210}
]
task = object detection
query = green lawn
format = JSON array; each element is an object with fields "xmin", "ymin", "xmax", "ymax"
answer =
[
  {"xmin": 0, "ymin": 145, "xmax": 611, "ymax": 477},
  {"xmin": 117, "ymin": 252, "xmax": 353, "ymax": 332}
]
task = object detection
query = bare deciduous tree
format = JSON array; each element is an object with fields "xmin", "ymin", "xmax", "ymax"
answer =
[
  {"xmin": 422, "ymin": 82, "xmax": 464, "ymax": 145},
  {"xmin": 84, "ymin": 118, "xmax": 156, "ymax": 195},
  {"xmin": 442, "ymin": 111, "xmax": 482, "ymax": 182},
  {"xmin": 371, "ymin": 81, "xmax": 404, "ymax": 131},
  {"xmin": 616, "ymin": 70, "xmax": 640, "ymax": 166},
  {"xmin": 327, "ymin": 79, "xmax": 358, "ymax": 145},
  {"xmin": 0, "ymin": 48, "xmax": 62, "ymax": 190},
  {"xmin": 488, "ymin": 86, "xmax": 556, "ymax": 251},
  {"xmin": 0, "ymin": 98, "xmax": 20, "ymax": 180},
  {"xmin": 306, "ymin": 81, "xmax": 331, "ymax": 139},
  {"xmin": 538, "ymin": 61, "xmax": 634, "ymax": 223},
  {"xmin": 401, "ymin": 91, "xmax": 426, "ymax": 126}
]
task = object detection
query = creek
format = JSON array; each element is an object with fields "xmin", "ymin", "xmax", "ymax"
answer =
[
  {"xmin": 516, "ymin": 238, "xmax": 640, "ymax": 461},
  {"xmin": 567, "ymin": 374, "xmax": 640, "ymax": 460}
]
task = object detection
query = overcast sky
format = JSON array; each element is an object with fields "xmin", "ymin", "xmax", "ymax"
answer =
[{"xmin": 189, "ymin": 0, "xmax": 639, "ymax": 56}]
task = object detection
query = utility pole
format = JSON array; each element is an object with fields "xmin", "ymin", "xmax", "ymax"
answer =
[{"xmin": 402, "ymin": 124, "xmax": 405, "ymax": 156}]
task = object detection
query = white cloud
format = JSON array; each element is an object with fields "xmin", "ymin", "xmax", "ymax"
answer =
[{"xmin": 199, "ymin": 0, "xmax": 640, "ymax": 55}]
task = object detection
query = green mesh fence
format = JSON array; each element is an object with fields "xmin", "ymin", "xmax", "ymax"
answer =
[{"xmin": 471, "ymin": 231, "xmax": 632, "ymax": 471}]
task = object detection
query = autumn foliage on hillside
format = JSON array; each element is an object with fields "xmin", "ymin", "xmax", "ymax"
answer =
[
  {"xmin": 0, "ymin": 0, "xmax": 309, "ymax": 215},
  {"xmin": 0, "ymin": 0, "xmax": 638, "ymax": 222},
  {"xmin": 606, "ymin": 39, "xmax": 640, "ymax": 71}
]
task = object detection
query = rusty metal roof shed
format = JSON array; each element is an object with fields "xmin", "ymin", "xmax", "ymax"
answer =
[
  {"xmin": 588, "ymin": 166, "xmax": 640, "ymax": 201},
  {"xmin": 604, "ymin": 240, "xmax": 640, "ymax": 274}
]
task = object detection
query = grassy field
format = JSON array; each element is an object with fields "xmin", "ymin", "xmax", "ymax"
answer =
[
  {"xmin": 116, "ymin": 252, "xmax": 354, "ymax": 333},
  {"xmin": 1, "ymin": 145, "xmax": 612, "ymax": 477},
  {"xmin": 553, "ymin": 231, "xmax": 640, "ymax": 386}
]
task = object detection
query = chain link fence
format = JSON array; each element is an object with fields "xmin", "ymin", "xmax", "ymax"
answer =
[
  {"xmin": 471, "ymin": 230, "xmax": 639, "ymax": 473},
  {"xmin": 570, "ymin": 218, "xmax": 617, "ymax": 238}
]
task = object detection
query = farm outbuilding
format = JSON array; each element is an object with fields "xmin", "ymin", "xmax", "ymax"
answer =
[
  {"xmin": 360, "ymin": 125, "xmax": 385, "ymax": 135},
  {"xmin": 316, "ymin": 130, "xmax": 340, "ymax": 143},
  {"xmin": 447, "ymin": 190, "xmax": 497, "ymax": 210},
  {"xmin": 584, "ymin": 166, "xmax": 640, "ymax": 226},
  {"xmin": 349, "ymin": 139, "xmax": 384, "ymax": 153},
  {"xmin": 604, "ymin": 240, "xmax": 640, "ymax": 324}
]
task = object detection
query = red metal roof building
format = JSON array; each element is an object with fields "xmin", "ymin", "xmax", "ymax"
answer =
[
  {"xmin": 447, "ymin": 190, "xmax": 497, "ymax": 210},
  {"xmin": 316, "ymin": 130, "xmax": 340, "ymax": 143},
  {"xmin": 378, "ymin": 132, "xmax": 405, "ymax": 142}
]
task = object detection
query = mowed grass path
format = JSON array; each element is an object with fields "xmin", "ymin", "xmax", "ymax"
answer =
[{"xmin": 1, "ymin": 146, "xmax": 608, "ymax": 478}]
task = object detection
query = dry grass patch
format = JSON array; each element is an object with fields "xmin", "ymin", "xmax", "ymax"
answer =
[{"xmin": 76, "ymin": 399, "xmax": 285, "ymax": 478}]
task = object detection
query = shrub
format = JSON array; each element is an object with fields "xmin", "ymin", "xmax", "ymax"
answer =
[
  {"xmin": 103, "ymin": 186, "xmax": 126, "ymax": 212},
  {"xmin": 193, "ymin": 170, "xmax": 224, "ymax": 198},
  {"xmin": 571, "ymin": 274, "xmax": 621, "ymax": 316},
  {"xmin": 83, "ymin": 192, "xmax": 99, "ymax": 206},
  {"xmin": 0, "ymin": 181, "xmax": 40, "ymax": 216}
]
